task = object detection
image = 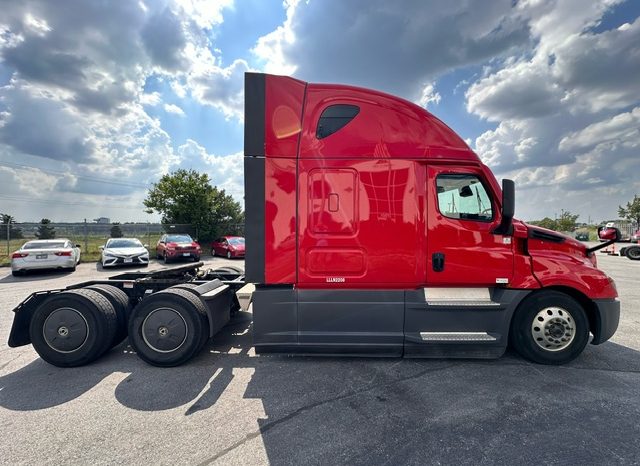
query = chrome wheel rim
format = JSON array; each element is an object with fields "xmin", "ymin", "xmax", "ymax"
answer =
[{"xmin": 531, "ymin": 307, "xmax": 575, "ymax": 352}]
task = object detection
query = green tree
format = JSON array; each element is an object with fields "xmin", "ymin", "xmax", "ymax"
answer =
[
  {"xmin": 556, "ymin": 210, "xmax": 579, "ymax": 232},
  {"xmin": 618, "ymin": 195, "xmax": 640, "ymax": 226},
  {"xmin": 35, "ymin": 218, "xmax": 56, "ymax": 239},
  {"xmin": 530, "ymin": 217, "xmax": 557, "ymax": 230},
  {"xmin": 1, "ymin": 213, "xmax": 24, "ymax": 239},
  {"xmin": 110, "ymin": 223, "xmax": 123, "ymax": 238},
  {"xmin": 143, "ymin": 169, "xmax": 243, "ymax": 242},
  {"xmin": 529, "ymin": 210, "xmax": 579, "ymax": 232}
]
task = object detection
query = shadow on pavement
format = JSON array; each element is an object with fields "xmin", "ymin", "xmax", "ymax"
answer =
[
  {"xmin": 0, "ymin": 268, "xmax": 75, "ymax": 283},
  {"xmin": 1, "ymin": 312, "xmax": 640, "ymax": 464}
]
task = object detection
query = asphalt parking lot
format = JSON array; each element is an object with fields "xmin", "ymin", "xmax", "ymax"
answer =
[{"xmin": 1, "ymin": 247, "xmax": 640, "ymax": 465}]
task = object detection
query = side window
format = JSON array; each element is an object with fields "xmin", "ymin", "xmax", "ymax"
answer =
[
  {"xmin": 436, "ymin": 174, "xmax": 493, "ymax": 222},
  {"xmin": 316, "ymin": 105, "xmax": 360, "ymax": 139}
]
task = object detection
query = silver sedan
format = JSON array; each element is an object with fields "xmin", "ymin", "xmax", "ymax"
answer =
[
  {"xmin": 11, "ymin": 239, "xmax": 81, "ymax": 276},
  {"xmin": 100, "ymin": 238, "xmax": 149, "ymax": 268}
]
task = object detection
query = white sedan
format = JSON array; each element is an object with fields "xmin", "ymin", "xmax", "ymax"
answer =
[
  {"xmin": 11, "ymin": 239, "xmax": 81, "ymax": 276},
  {"xmin": 100, "ymin": 238, "xmax": 149, "ymax": 268}
]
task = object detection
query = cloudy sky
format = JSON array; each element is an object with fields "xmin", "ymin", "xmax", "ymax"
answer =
[{"xmin": 0, "ymin": 0, "xmax": 638, "ymax": 223}]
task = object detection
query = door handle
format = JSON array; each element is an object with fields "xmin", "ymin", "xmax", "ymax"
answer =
[{"xmin": 432, "ymin": 252, "xmax": 445, "ymax": 272}]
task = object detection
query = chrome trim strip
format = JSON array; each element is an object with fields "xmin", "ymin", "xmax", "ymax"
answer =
[
  {"xmin": 424, "ymin": 288, "xmax": 498, "ymax": 306},
  {"xmin": 419, "ymin": 332, "xmax": 497, "ymax": 342}
]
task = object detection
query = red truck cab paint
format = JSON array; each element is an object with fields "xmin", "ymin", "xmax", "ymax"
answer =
[{"xmin": 244, "ymin": 73, "xmax": 619, "ymax": 365}]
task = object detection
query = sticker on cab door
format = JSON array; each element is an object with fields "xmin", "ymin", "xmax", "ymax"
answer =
[{"xmin": 326, "ymin": 277, "xmax": 346, "ymax": 283}]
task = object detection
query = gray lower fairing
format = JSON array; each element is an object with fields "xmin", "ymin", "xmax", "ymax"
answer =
[{"xmin": 252, "ymin": 286, "xmax": 531, "ymax": 359}]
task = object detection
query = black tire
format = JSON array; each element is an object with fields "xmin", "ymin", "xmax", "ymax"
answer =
[
  {"xmin": 12, "ymin": 270, "xmax": 24, "ymax": 277},
  {"xmin": 226, "ymin": 251, "xmax": 232, "ymax": 259},
  {"xmin": 193, "ymin": 256, "xmax": 200, "ymax": 262},
  {"xmin": 128, "ymin": 288, "xmax": 209, "ymax": 367},
  {"xmin": 29, "ymin": 289, "xmax": 118, "ymax": 367},
  {"xmin": 163, "ymin": 254, "xmax": 170, "ymax": 265},
  {"xmin": 212, "ymin": 265, "xmax": 244, "ymax": 275},
  {"xmin": 626, "ymin": 246, "xmax": 640, "ymax": 260},
  {"xmin": 211, "ymin": 248, "xmax": 216, "ymax": 257},
  {"xmin": 619, "ymin": 247, "xmax": 628, "ymax": 257},
  {"xmin": 510, "ymin": 290, "xmax": 589, "ymax": 365},
  {"xmin": 86, "ymin": 284, "xmax": 131, "ymax": 347},
  {"xmin": 171, "ymin": 283, "xmax": 199, "ymax": 295}
]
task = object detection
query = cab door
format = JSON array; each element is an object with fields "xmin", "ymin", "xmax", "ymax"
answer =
[{"xmin": 426, "ymin": 165, "xmax": 513, "ymax": 286}]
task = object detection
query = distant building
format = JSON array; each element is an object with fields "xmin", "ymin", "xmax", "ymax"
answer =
[{"xmin": 94, "ymin": 217, "xmax": 110, "ymax": 224}]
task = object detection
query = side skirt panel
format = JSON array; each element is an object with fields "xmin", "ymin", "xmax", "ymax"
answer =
[
  {"xmin": 404, "ymin": 288, "xmax": 530, "ymax": 359},
  {"xmin": 252, "ymin": 287, "xmax": 530, "ymax": 359}
]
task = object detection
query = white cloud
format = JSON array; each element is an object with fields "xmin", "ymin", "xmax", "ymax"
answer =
[
  {"xmin": 559, "ymin": 107, "xmax": 640, "ymax": 152},
  {"xmin": 177, "ymin": 139, "xmax": 244, "ymax": 203},
  {"xmin": 163, "ymin": 103, "xmax": 185, "ymax": 116},
  {"xmin": 417, "ymin": 83, "xmax": 441, "ymax": 109},
  {"xmin": 466, "ymin": 60, "xmax": 564, "ymax": 121},
  {"xmin": 464, "ymin": 1, "xmax": 640, "ymax": 220},
  {"xmin": 253, "ymin": 0, "xmax": 530, "ymax": 101},
  {"xmin": 0, "ymin": 0, "xmax": 242, "ymax": 221},
  {"xmin": 140, "ymin": 91, "xmax": 162, "ymax": 106},
  {"xmin": 252, "ymin": 0, "xmax": 299, "ymax": 75},
  {"xmin": 188, "ymin": 58, "xmax": 252, "ymax": 120}
]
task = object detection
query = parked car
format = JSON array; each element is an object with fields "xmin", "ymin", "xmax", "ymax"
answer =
[
  {"xmin": 100, "ymin": 238, "xmax": 149, "ymax": 268},
  {"xmin": 11, "ymin": 239, "xmax": 81, "ymax": 276},
  {"xmin": 211, "ymin": 236, "xmax": 245, "ymax": 259},
  {"xmin": 575, "ymin": 231, "xmax": 589, "ymax": 241},
  {"xmin": 156, "ymin": 234, "xmax": 201, "ymax": 263}
]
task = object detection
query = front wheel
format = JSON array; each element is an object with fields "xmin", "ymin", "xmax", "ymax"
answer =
[
  {"xmin": 510, "ymin": 291, "xmax": 589, "ymax": 365},
  {"xmin": 627, "ymin": 246, "xmax": 640, "ymax": 260},
  {"xmin": 226, "ymin": 251, "xmax": 232, "ymax": 259}
]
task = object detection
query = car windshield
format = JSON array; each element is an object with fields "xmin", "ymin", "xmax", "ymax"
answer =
[
  {"xmin": 23, "ymin": 241, "xmax": 67, "ymax": 250},
  {"xmin": 166, "ymin": 235, "xmax": 193, "ymax": 243},
  {"xmin": 227, "ymin": 237, "xmax": 244, "ymax": 245},
  {"xmin": 107, "ymin": 239, "xmax": 142, "ymax": 248}
]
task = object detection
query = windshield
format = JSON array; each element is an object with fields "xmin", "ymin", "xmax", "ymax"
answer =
[
  {"xmin": 166, "ymin": 235, "xmax": 193, "ymax": 243},
  {"xmin": 107, "ymin": 239, "xmax": 142, "ymax": 248},
  {"xmin": 228, "ymin": 237, "xmax": 245, "ymax": 245},
  {"xmin": 23, "ymin": 241, "xmax": 67, "ymax": 250}
]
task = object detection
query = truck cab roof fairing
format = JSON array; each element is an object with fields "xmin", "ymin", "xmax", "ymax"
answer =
[{"xmin": 251, "ymin": 73, "xmax": 480, "ymax": 162}]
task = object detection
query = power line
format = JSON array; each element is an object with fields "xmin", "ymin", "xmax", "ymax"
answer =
[
  {"xmin": 0, "ymin": 160, "xmax": 150, "ymax": 189},
  {"xmin": 0, "ymin": 194, "xmax": 146, "ymax": 210}
]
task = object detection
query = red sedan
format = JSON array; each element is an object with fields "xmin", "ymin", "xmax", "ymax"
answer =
[
  {"xmin": 211, "ymin": 236, "xmax": 245, "ymax": 259},
  {"xmin": 156, "ymin": 234, "xmax": 201, "ymax": 264}
]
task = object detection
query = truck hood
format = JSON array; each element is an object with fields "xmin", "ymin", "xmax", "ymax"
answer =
[{"xmin": 524, "ymin": 223, "xmax": 589, "ymax": 261}]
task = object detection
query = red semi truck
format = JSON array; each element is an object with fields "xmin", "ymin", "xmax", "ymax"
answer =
[{"xmin": 8, "ymin": 73, "xmax": 620, "ymax": 367}]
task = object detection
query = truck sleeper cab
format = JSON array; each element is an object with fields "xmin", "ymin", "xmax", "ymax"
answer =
[{"xmin": 244, "ymin": 73, "xmax": 620, "ymax": 365}]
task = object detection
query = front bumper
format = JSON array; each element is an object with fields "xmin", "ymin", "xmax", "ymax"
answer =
[
  {"xmin": 103, "ymin": 255, "xmax": 149, "ymax": 267},
  {"xmin": 166, "ymin": 250, "xmax": 200, "ymax": 259},
  {"xmin": 591, "ymin": 298, "xmax": 620, "ymax": 345}
]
